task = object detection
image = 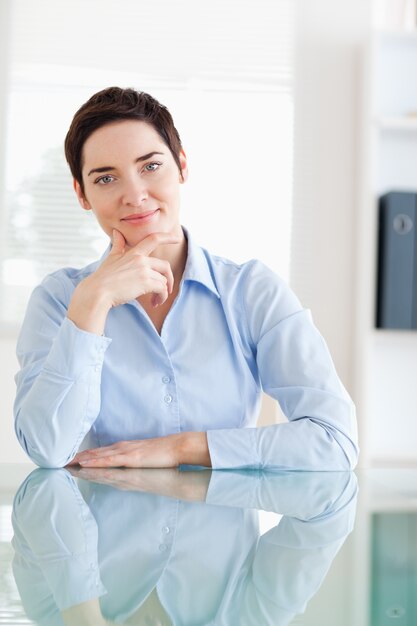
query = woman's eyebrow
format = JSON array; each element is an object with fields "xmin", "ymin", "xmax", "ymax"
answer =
[
  {"xmin": 135, "ymin": 151, "xmax": 164, "ymax": 163},
  {"xmin": 87, "ymin": 151, "xmax": 164, "ymax": 177}
]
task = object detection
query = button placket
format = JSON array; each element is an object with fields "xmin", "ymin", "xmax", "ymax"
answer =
[{"xmin": 162, "ymin": 372, "xmax": 173, "ymax": 405}]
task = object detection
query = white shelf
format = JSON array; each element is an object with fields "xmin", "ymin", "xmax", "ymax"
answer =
[
  {"xmin": 375, "ymin": 115, "xmax": 417, "ymax": 130},
  {"xmin": 375, "ymin": 28, "xmax": 417, "ymax": 39},
  {"xmin": 372, "ymin": 327, "xmax": 417, "ymax": 337}
]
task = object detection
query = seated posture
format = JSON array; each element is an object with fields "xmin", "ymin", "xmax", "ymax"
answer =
[{"xmin": 14, "ymin": 87, "xmax": 358, "ymax": 470}]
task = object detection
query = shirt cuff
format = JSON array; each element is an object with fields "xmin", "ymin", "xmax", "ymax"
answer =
[
  {"xmin": 207, "ymin": 427, "xmax": 260, "ymax": 470},
  {"xmin": 44, "ymin": 552, "xmax": 107, "ymax": 611},
  {"xmin": 205, "ymin": 469, "xmax": 263, "ymax": 507}
]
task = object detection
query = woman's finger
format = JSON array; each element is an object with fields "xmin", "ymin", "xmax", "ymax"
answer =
[
  {"xmin": 79, "ymin": 454, "xmax": 127, "ymax": 467},
  {"xmin": 145, "ymin": 257, "xmax": 174, "ymax": 294},
  {"xmin": 74, "ymin": 436, "xmax": 180, "ymax": 469},
  {"xmin": 131, "ymin": 231, "xmax": 181, "ymax": 257},
  {"xmin": 110, "ymin": 229, "xmax": 126, "ymax": 255},
  {"xmin": 144, "ymin": 274, "xmax": 169, "ymax": 305},
  {"xmin": 72, "ymin": 445, "xmax": 119, "ymax": 464},
  {"xmin": 76, "ymin": 445, "xmax": 121, "ymax": 458},
  {"xmin": 126, "ymin": 256, "xmax": 173, "ymax": 296}
]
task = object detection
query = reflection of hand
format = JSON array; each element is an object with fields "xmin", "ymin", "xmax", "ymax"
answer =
[
  {"xmin": 67, "ymin": 230, "xmax": 180, "ymax": 335},
  {"xmin": 122, "ymin": 587, "xmax": 172, "ymax": 625},
  {"xmin": 68, "ymin": 432, "xmax": 211, "ymax": 469},
  {"xmin": 61, "ymin": 598, "xmax": 109, "ymax": 626},
  {"xmin": 61, "ymin": 588, "xmax": 172, "ymax": 626},
  {"xmin": 68, "ymin": 466, "xmax": 212, "ymax": 502}
]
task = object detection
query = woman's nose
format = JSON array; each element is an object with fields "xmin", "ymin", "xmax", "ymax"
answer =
[{"xmin": 122, "ymin": 177, "xmax": 148, "ymax": 206}]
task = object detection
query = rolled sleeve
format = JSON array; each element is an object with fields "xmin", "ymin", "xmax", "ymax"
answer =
[
  {"xmin": 43, "ymin": 317, "xmax": 111, "ymax": 379},
  {"xmin": 206, "ymin": 264, "xmax": 359, "ymax": 471},
  {"xmin": 14, "ymin": 280, "xmax": 112, "ymax": 468},
  {"xmin": 12, "ymin": 470, "xmax": 107, "ymax": 612}
]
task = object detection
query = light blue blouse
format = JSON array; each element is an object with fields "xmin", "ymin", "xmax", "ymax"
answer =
[{"xmin": 14, "ymin": 227, "xmax": 358, "ymax": 469}]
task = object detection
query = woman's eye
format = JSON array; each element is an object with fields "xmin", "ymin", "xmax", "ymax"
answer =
[
  {"xmin": 144, "ymin": 162, "xmax": 161, "ymax": 172},
  {"xmin": 96, "ymin": 175, "xmax": 114, "ymax": 185}
]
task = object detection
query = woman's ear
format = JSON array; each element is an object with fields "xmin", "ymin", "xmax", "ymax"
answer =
[
  {"xmin": 179, "ymin": 149, "xmax": 188, "ymax": 183},
  {"xmin": 73, "ymin": 179, "xmax": 91, "ymax": 211}
]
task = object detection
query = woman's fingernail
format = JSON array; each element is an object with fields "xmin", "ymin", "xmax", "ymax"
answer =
[{"xmin": 152, "ymin": 294, "xmax": 164, "ymax": 308}]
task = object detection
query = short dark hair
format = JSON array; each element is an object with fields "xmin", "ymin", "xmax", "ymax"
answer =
[{"xmin": 64, "ymin": 86, "xmax": 183, "ymax": 193}]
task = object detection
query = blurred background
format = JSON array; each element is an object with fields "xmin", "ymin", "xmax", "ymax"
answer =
[{"xmin": 1, "ymin": 0, "xmax": 416, "ymax": 467}]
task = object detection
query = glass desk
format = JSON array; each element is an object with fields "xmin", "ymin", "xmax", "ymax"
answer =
[{"xmin": 0, "ymin": 465, "xmax": 416, "ymax": 625}]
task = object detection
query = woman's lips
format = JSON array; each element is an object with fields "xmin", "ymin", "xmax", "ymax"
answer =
[{"xmin": 121, "ymin": 209, "xmax": 160, "ymax": 224}]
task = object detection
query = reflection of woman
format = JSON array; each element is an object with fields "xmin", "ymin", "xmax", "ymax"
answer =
[
  {"xmin": 12, "ymin": 468, "xmax": 358, "ymax": 626},
  {"xmin": 14, "ymin": 87, "xmax": 358, "ymax": 470}
]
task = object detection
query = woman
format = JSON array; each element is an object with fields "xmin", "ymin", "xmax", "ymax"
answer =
[{"xmin": 14, "ymin": 86, "xmax": 358, "ymax": 470}]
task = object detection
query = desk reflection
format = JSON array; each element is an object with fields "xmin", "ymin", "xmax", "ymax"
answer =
[{"xmin": 11, "ymin": 468, "xmax": 357, "ymax": 626}]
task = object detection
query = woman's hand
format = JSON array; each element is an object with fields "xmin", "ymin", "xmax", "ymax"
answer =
[
  {"xmin": 89, "ymin": 229, "xmax": 180, "ymax": 308},
  {"xmin": 61, "ymin": 591, "xmax": 172, "ymax": 626},
  {"xmin": 67, "ymin": 229, "xmax": 180, "ymax": 335},
  {"xmin": 68, "ymin": 432, "xmax": 212, "ymax": 469}
]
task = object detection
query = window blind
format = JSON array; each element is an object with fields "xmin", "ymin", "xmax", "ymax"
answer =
[{"xmin": 0, "ymin": 0, "xmax": 294, "ymax": 327}]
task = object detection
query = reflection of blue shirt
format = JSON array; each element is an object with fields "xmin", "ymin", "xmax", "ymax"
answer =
[
  {"xmin": 14, "ymin": 227, "xmax": 358, "ymax": 469},
  {"xmin": 12, "ymin": 469, "xmax": 358, "ymax": 625}
]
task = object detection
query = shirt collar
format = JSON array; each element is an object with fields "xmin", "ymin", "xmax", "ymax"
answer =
[
  {"xmin": 98, "ymin": 225, "xmax": 220, "ymax": 299},
  {"xmin": 181, "ymin": 226, "xmax": 220, "ymax": 299}
]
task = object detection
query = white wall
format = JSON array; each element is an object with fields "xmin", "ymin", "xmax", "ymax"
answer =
[
  {"xmin": 0, "ymin": 337, "xmax": 30, "ymax": 463},
  {"xmin": 291, "ymin": 0, "xmax": 371, "ymax": 397},
  {"xmin": 0, "ymin": 2, "xmax": 25, "ymax": 465}
]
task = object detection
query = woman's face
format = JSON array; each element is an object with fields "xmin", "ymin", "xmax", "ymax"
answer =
[{"xmin": 75, "ymin": 119, "xmax": 187, "ymax": 247}]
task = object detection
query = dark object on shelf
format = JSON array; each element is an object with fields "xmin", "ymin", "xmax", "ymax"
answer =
[{"xmin": 376, "ymin": 191, "xmax": 417, "ymax": 329}]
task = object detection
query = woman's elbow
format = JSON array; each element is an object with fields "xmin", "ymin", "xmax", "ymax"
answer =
[
  {"xmin": 326, "ymin": 428, "xmax": 359, "ymax": 471},
  {"xmin": 15, "ymin": 427, "xmax": 72, "ymax": 469}
]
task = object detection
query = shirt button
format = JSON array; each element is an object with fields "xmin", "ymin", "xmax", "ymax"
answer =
[
  {"xmin": 162, "ymin": 526, "xmax": 170, "ymax": 534},
  {"xmin": 162, "ymin": 376, "xmax": 171, "ymax": 384},
  {"xmin": 164, "ymin": 395, "xmax": 172, "ymax": 404},
  {"xmin": 159, "ymin": 544, "xmax": 168, "ymax": 552},
  {"xmin": 94, "ymin": 365, "xmax": 101, "ymax": 372}
]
